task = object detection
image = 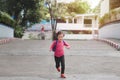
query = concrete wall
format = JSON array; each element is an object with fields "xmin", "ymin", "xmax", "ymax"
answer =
[
  {"xmin": 0, "ymin": 24, "xmax": 14, "ymax": 38},
  {"xmin": 99, "ymin": 23, "xmax": 120, "ymax": 39},
  {"xmin": 22, "ymin": 31, "xmax": 96, "ymax": 40},
  {"xmin": 22, "ymin": 31, "xmax": 52, "ymax": 40}
]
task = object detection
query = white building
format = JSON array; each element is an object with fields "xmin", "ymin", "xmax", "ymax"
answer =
[
  {"xmin": 0, "ymin": 24, "xmax": 14, "ymax": 38},
  {"xmin": 100, "ymin": 0, "xmax": 120, "ymax": 17},
  {"xmin": 57, "ymin": 14, "xmax": 99, "ymax": 39}
]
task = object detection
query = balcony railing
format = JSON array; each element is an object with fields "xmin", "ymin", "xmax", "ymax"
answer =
[
  {"xmin": 57, "ymin": 23, "xmax": 98, "ymax": 30},
  {"xmin": 84, "ymin": 24, "xmax": 92, "ymax": 27}
]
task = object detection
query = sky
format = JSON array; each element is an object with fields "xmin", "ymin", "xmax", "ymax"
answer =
[
  {"xmin": 84, "ymin": 0, "xmax": 101, "ymax": 9},
  {"xmin": 57, "ymin": 0, "xmax": 101, "ymax": 9}
]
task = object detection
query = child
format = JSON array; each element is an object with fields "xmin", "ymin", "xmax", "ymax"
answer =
[{"xmin": 50, "ymin": 31, "xmax": 70, "ymax": 78}]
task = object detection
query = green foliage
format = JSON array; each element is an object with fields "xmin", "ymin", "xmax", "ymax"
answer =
[
  {"xmin": 99, "ymin": 13, "xmax": 111, "ymax": 28},
  {"xmin": 28, "ymin": 33, "xmax": 38, "ymax": 40},
  {"xmin": 0, "ymin": 0, "xmax": 7, "ymax": 12},
  {"xmin": 99, "ymin": 16, "xmax": 105, "ymax": 28},
  {"xmin": 0, "ymin": 0, "xmax": 47, "ymax": 27},
  {"xmin": 14, "ymin": 25, "xmax": 24, "ymax": 38},
  {"xmin": 99, "ymin": 8, "xmax": 120, "ymax": 28},
  {"xmin": 0, "ymin": 0, "xmax": 48, "ymax": 38},
  {"xmin": 0, "ymin": 11, "xmax": 15, "ymax": 27},
  {"xmin": 45, "ymin": 0, "xmax": 90, "ymax": 20},
  {"xmin": 67, "ymin": 1, "xmax": 90, "ymax": 14},
  {"xmin": 56, "ymin": 3, "xmax": 68, "ymax": 18},
  {"xmin": 29, "ymin": 33, "xmax": 35, "ymax": 39},
  {"xmin": 110, "ymin": 10, "xmax": 117, "ymax": 19}
]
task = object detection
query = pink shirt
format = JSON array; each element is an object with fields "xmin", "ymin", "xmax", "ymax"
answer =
[{"xmin": 50, "ymin": 40, "xmax": 70, "ymax": 57}]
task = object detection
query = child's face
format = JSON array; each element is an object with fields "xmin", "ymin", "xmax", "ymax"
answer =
[{"xmin": 58, "ymin": 34, "xmax": 64, "ymax": 41}]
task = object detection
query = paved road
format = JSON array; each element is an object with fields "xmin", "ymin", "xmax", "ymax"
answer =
[{"xmin": 0, "ymin": 39, "xmax": 120, "ymax": 80}]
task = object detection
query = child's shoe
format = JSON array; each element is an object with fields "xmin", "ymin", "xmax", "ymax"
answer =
[
  {"xmin": 61, "ymin": 74, "xmax": 66, "ymax": 78},
  {"xmin": 57, "ymin": 67, "xmax": 60, "ymax": 72}
]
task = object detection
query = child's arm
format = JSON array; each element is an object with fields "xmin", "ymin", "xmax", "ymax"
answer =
[{"xmin": 64, "ymin": 41, "xmax": 70, "ymax": 49}]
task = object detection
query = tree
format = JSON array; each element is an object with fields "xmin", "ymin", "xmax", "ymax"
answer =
[
  {"xmin": 92, "ymin": 3, "xmax": 100, "ymax": 14},
  {"xmin": 0, "ymin": 11, "xmax": 15, "ymax": 27},
  {"xmin": 1, "ymin": 0, "xmax": 47, "ymax": 27},
  {"xmin": 57, "ymin": 3, "xmax": 68, "ymax": 18},
  {"xmin": 45, "ymin": 0, "xmax": 58, "ymax": 40},
  {"xmin": 64, "ymin": 0, "xmax": 90, "ymax": 23},
  {"xmin": 0, "ymin": 0, "xmax": 48, "ymax": 38},
  {"xmin": 0, "ymin": 0, "xmax": 7, "ymax": 12},
  {"xmin": 67, "ymin": 0, "xmax": 90, "ymax": 14}
]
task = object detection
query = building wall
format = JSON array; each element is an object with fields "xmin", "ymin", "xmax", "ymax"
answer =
[
  {"xmin": 0, "ymin": 24, "xmax": 14, "ymax": 38},
  {"xmin": 100, "ymin": 0, "xmax": 110, "ymax": 17},
  {"xmin": 76, "ymin": 16, "xmax": 83, "ymax": 24},
  {"xmin": 64, "ymin": 34, "xmax": 94, "ymax": 40},
  {"xmin": 99, "ymin": 23, "xmax": 120, "ymax": 39}
]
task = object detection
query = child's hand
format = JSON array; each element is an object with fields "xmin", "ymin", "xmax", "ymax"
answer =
[{"xmin": 66, "ymin": 46, "xmax": 70, "ymax": 49}]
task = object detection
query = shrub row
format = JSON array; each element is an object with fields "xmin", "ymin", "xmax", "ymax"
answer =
[
  {"xmin": 99, "ymin": 7, "xmax": 120, "ymax": 28},
  {"xmin": 0, "ymin": 11, "xmax": 15, "ymax": 27}
]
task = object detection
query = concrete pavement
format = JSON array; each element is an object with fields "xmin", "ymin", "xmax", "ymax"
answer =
[{"xmin": 0, "ymin": 40, "xmax": 120, "ymax": 80}]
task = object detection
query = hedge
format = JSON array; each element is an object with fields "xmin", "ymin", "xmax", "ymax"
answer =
[
  {"xmin": 0, "ymin": 11, "xmax": 15, "ymax": 27},
  {"xmin": 99, "ymin": 7, "xmax": 120, "ymax": 28}
]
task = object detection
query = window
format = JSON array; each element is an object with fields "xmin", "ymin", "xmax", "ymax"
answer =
[
  {"xmin": 84, "ymin": 19, "xmax": 92, "ymax": 24},
  {"xmin": 84, "ymin": 19, "xmax": 92, "ymax": 27}
]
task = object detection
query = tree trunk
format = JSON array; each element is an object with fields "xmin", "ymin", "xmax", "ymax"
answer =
[{"xmin": 48, "ymin": 3, "xmax": 57, "ymax": 41}]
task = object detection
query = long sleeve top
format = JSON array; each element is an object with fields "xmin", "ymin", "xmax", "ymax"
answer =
[{"xmin": 50, "ymin": 40, "xmax": 70, "ymax": 57}]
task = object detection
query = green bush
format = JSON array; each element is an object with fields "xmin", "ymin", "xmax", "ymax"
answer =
[
  {"xmin": 99, "ymin": 8, "xmax": 120, "ymax": 28},
  {"xmin": 99, "ymin": 15, "xmax": 106, "ymax": 28},
  {"xmin": 14, "ymin": 25, "xmax": 24, "ymax": 38},
  {"xmin": 0, "ymin": 11, "xmax": 15, "ymax": 27}
]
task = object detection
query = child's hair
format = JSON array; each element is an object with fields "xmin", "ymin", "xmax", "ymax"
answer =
[{"xmin": 56, "ymin": 31, "xmax": 65, "ymax": 37}]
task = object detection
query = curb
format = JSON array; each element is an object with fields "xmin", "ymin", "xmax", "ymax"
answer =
[
  {"xmin": 0, "ymin": 38, "xmax": 18, "ymax": 45},
  {"xmin": 95, "ymin": 38, "xmax": 120, "ymax": 51}
]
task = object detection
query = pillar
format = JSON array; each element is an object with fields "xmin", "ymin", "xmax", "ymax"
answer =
[
  {"xmin": 72, "ymin": 17, "xmax": 74, "ymax": 23},
  {"xmin": 82, "ymin": 16, "xmax": 84, "ymax": 27},
  {"xmin": 92, "ymin": 17, "xmax": 95, "ymax": 37},
  {"xmin": 66, "ymin": 18, "xmax": 69, "ymax": 23}
]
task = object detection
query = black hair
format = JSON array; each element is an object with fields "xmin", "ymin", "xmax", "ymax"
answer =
[{"xmin": 56, "ymin": 31, "xmax": 65, "ymax": 37}]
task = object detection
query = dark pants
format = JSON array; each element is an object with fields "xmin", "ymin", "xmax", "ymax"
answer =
[{"xmin": 54, "ymin": 55, "xmax": 65, "ymax": 74}]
